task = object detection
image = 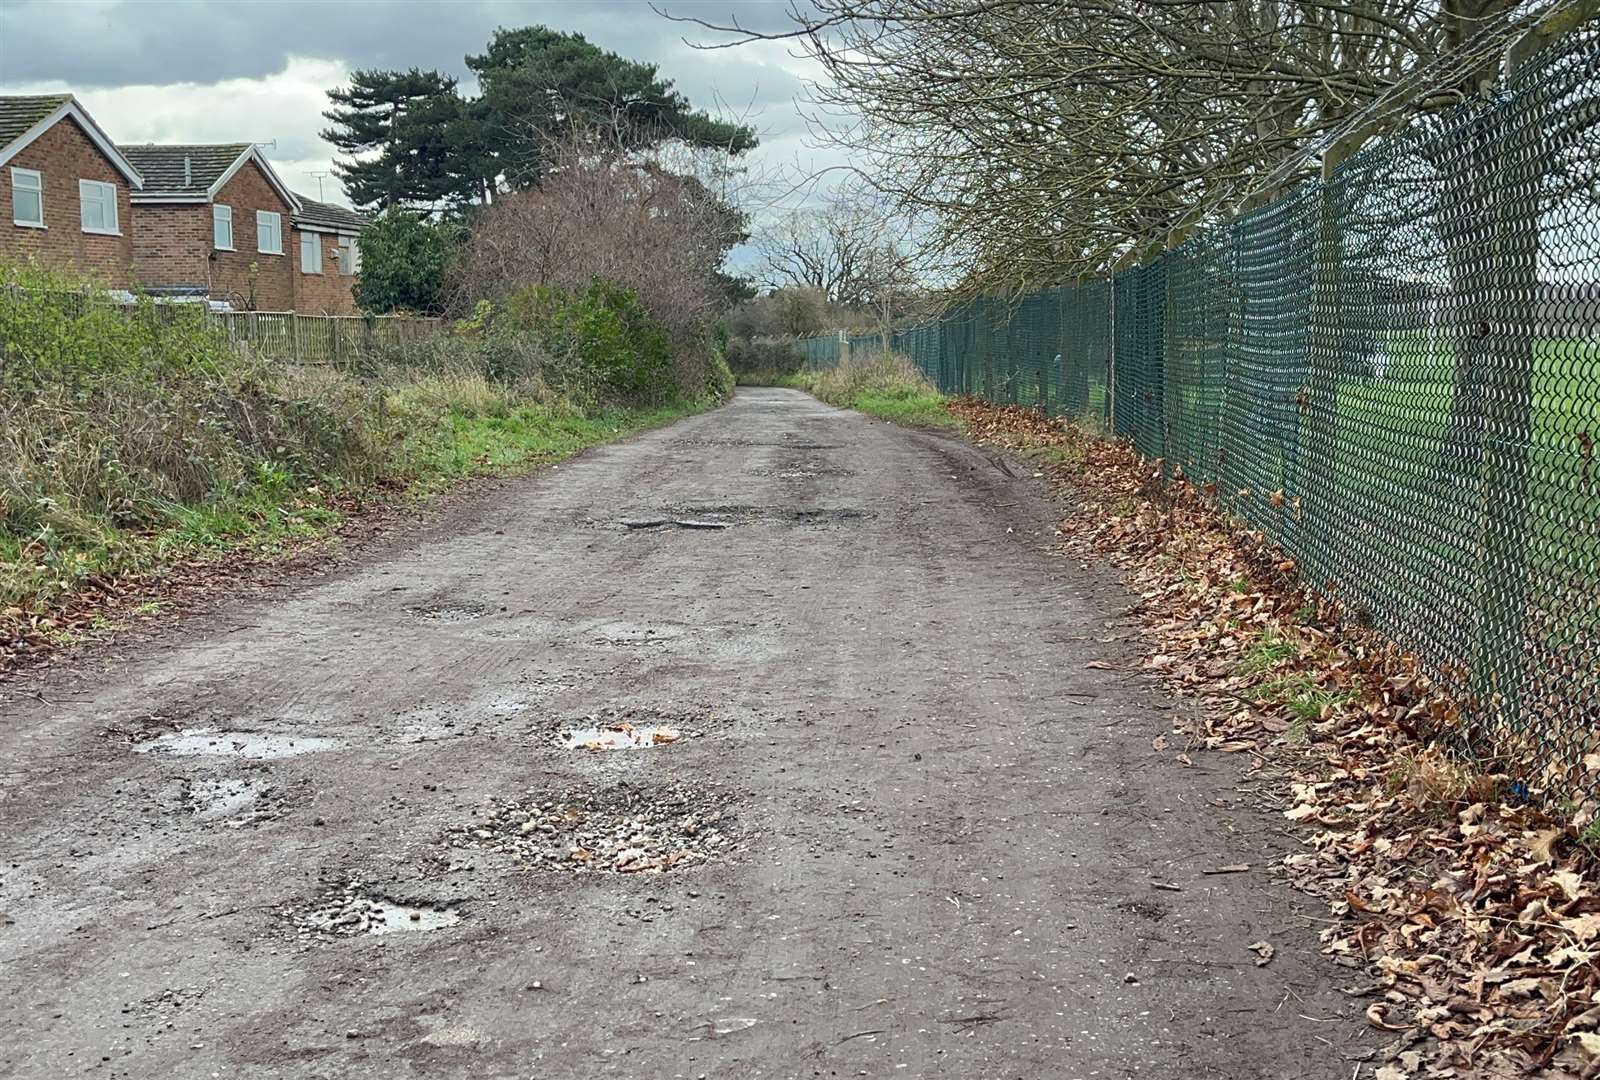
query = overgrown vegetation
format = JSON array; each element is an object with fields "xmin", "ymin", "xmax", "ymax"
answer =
[
  {"xmin": 787, "ymin": 351, "xmax": 956, "ymax": 429},
  {"xmin": 0, "ymin": 263, "xmax": 723, "ymax": 622}
]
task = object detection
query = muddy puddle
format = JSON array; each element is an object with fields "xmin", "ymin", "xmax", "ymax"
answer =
[
  {"xmin": 136, "ymin": 729, "xmax": 341, "ymax": 759},
  {"xmin": 561, "ymin": 725, "xmax": 682, "ymax": 750},
  {"xmin": 450, "ymin": 779, "xmax": 738, "ymax": 874}
]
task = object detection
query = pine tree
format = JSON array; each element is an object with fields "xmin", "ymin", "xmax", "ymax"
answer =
[{"xmin": 321, "ymin": 68, "xmax": 473, "ymax": 211}]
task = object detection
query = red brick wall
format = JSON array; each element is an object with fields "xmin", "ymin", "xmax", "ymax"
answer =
[
  {"xmin": 0, "ymin": 116, "xmax": 134, "ymax": 284},
  {"xmin": 209, "ymin": 160, "xmax": 295, "ymax": 311},
  {"xmin": 129, "ymin": 202, "xmax": 209, "ymax": 292},
  {"xmin": 293, "ymin": 227, "xmax": 359, "ymax": 314}
]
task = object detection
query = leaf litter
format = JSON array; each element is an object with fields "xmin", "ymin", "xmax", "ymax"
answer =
[{"xmin": 948, "ymin": 398, "xmax": 1600, "ymax": 1079}]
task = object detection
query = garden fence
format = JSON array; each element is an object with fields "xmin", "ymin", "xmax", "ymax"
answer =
[{"xmin": 802, "ymin": 21, "xmax": 1600, "ymax": 793}]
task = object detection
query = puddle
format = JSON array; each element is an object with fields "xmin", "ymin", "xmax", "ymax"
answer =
[
  {"xmin": 136, "ymin": 729, "xmax": 341, "ymax": 759},
  {"xmin": 451, "ymin": 780, "xmax": 738, "ymax": 874},
  {"xmin": 287, "ymin": 880, "xmax": 462, "ymax": 939},
  {"xmin": 561, "ymin": 724, "xmax": 682, "ymax": 751},
  {"xmin": 367, "ymin": 901, "xmax": 462, "ymax": 934},
  {"xmin": 185, "ymin": 778, "xmax": 270, "ymax": 821}
]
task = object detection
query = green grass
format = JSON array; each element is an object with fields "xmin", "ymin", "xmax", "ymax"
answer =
[
  {"xmin": 1236, "ymin": 629, "xmax": 1298, "ymax": 675},
  {"xmin": 787, "ymin": 352, "xmax": 959, "ymax": 430},
  {"xmin": 849, "ymin": 390, "xmax": 959, "ymax": 428},
  {"xmin": 409, "ymin": 402, "xmax": 699, "ymax": 492}
]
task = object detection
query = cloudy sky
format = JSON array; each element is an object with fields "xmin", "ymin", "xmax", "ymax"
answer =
[{"xmin": 0, "ymin": 0, "xmax": 835, "ymax": 221}]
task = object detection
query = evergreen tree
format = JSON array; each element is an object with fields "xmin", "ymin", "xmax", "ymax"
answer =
[
  {"xmin": 322, "ymin": 68, "xmax": 470, "ymax": 211},
  {"xmin": 466, "ymin": 27, "xmax": 757, "ymax": 189},
  {"xmin": 323, "ymin": 28, "xmax": 759, "ymax": 210}
]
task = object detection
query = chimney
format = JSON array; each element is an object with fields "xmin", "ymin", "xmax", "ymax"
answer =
[{"xmin": 183, "ymin": 155, "xmax": 192, "ymax": 188}]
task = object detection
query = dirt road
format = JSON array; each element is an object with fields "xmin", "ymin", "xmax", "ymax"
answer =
[{"xmin": 1, "ymin": 388, "xmax": 1373, "ymax": 1079}]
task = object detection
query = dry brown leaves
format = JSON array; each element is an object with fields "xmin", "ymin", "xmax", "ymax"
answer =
[{"xmin": 949, "ymin": 398, "xmax": 1600, "ymax": 1080}]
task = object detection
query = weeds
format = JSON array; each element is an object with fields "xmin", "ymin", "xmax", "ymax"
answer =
[{"xmin": 0, "ymin": 264, "xmax": 724, "ymax": 620}]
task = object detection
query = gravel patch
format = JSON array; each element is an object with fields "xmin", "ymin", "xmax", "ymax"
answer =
[{"xmin": 449, "ymin": 780, "xmax": 739, "ymax": 873}]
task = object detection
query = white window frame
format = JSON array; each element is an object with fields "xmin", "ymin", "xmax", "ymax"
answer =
[
  {"xmin": 213, "ymin": 204, "xmax": 233, "ymax": 250},
  {"xmin": 256, "ymin": 210, "xmax": 283, "ymax": 255},
  {"xmin": 11, "ymin": 167, "xmax": 44, "ymax": 228},
  {"xmin": 78, "ymin": 179, "xmax": 119, "ymax": 235},
  {"xmin": 337, "ymin": 234, "xmax": 359, "ymax": 276},
  {"xmin": 299, "ymin": 229, "xmax": 322, "ymax": 274}
]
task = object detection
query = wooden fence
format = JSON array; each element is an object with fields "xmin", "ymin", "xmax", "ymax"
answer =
[{"xmin": 206, "ymin": 311, "xmax": 445, "ymax": 365}]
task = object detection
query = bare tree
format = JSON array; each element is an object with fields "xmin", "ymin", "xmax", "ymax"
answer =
[
  {"xmin": 451, "ymin": 128, "xmax": 749, "ymax": 347},
  {"xmin": 671, "ymin": 0, "xmax": 1546, "ymax": 292},
  {"xmin": 752, "ymin": 188, "xmax": 924, "ymax": 311}
]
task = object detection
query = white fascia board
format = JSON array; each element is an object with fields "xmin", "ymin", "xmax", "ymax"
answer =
[{"xmin": 0, "ymin": 97, "xmax": 144, "ymax": 188}]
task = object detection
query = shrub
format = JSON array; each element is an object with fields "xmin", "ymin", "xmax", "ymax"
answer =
[
  {"xmin": 500, "ymin": 279, "xmax": 675, "ymax": 406},
  {"xmin": 354, "ymin": 209, "xmax": 462, "ymax": 314}
]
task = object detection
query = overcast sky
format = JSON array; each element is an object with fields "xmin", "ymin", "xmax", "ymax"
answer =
[{"xmin": 0, "ymin": 0, "xmax": 834, "ymax": 227}]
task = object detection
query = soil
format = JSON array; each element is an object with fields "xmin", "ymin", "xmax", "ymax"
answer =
[{"xmin": 0, "ymin": 388, "xmax": 1376, "ymax": 1078}]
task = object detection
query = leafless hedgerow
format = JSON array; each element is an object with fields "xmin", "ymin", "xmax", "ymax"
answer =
[{"xmin": 449, "ymin": 129, "xmax": 749, "ymax": 350}]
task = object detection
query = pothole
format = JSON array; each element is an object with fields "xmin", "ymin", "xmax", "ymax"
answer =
[
  {"xmin": 554, "ymin": 706, "xmax": 711, "ymax": 751},
  {"xmin": 587, "ymin": 620, "xmax": 690, "ymax": 647},
  {"xmin": 408, "ymin": 601, "xmax": 490, "ymax": 623},
  {"xmin": 617, "ymin": 519, "xmax": 731, "ymax": 531},
  {"xmin": 286, "ymin": 880, "xmax": 462, "ymax": 940},
  {"xmin": 183, "ymin": 777, "xmax": 275, "ymax": 822},
  {"xmin": 613, "ymin": 505, "xmax": 871, "ymax": 530},
  {"xmin": 135, "ymin": 729, "xmax": 342, "ymax": 759},
  {"xmin": 450, "ymin": 780, "xmax": 739, "ymax": 873}
]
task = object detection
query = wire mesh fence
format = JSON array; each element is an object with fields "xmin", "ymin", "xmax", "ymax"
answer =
[{"xmin": 799, "ymin": 24, "xmax": 1600, "ymax": 794}]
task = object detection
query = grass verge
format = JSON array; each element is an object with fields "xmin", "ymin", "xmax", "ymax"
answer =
[
  {"xmin": 1, "ymin": 265, "xmax": 720, "ymax": 655},
  {"xmin": 782, "ymin": 352, "xmax": 959, "ymax": 429}
]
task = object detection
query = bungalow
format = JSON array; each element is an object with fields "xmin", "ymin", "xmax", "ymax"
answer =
[{"xmin": 0, "ymin": 94, "xmax": 143, "ymax": 283}]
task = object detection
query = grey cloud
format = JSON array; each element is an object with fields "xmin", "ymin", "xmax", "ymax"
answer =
[{"xmin": 1, "ymin": 1, "xmax": 808, "ymax": 104}]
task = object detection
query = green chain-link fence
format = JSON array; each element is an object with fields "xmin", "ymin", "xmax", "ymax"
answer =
[{"xmin": 800, "ymin": 25, "xmax": 1600, "ymax": 793}]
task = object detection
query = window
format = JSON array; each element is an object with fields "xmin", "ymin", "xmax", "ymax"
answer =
[
  {"xmin": 256, "ymin": 210, "xmax": 283, "ymax": 254},
  {"xmin": 300, "ymin": 230, "xmax": 322, "ymax": 274},
  {"xmin": 11, "ymin": 168, "xmax": 43, "ymax": 228},
  {"xmin": 337, "ymin": 235, "xmax": 360, "ymax": 276},
  {"xmin": 213, "ymin": 204, "xmax": 233, "ymax": 249},
  {"xmin": 79, "ymin": 179, "xmax": 119, "ymax": 234}
]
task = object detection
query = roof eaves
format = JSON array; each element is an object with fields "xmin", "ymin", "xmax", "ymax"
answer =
[
  {"xmin": 209, "ymin": 145, "xmax": 301, "ymax": 213},
  {"xmin": 0, "ymin": 96, "xmax": 143, "ymax": 187}
]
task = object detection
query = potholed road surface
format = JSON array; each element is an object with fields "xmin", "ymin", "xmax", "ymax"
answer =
[{"xmin": 0, "ymin": 389, "xmax": 1372, "ymax": 1078}]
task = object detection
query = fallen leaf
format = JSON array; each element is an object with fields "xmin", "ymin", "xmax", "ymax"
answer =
[{"xmin": 1247, "ymin": 940, "xmax": 1275, "ymax": 966}]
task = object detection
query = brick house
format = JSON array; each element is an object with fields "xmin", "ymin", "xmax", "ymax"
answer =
[
  {"xmin": 120, "ymin": 143, "xmax": 302, "ymax": 310},
  {"xmin": 115, "ymin": 143, "xmax": 368, "ymax": 313},
  {"xmin": 0, "ymin": 94, "xmax": 144, "ymax": 283},
  {"xmin": 290, "ymin": 194, "xmax": 367, "ymax": 315}
]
